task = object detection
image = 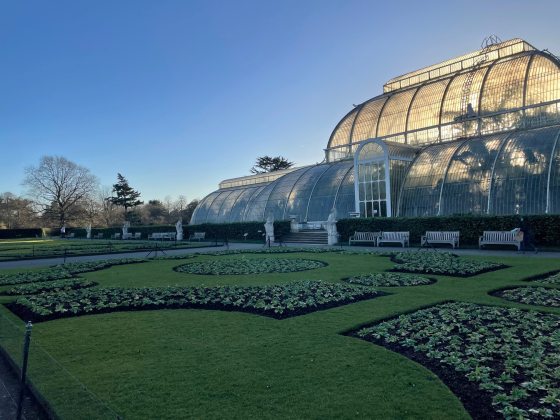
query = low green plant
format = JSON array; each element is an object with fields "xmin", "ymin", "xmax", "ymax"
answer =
[
  {"xmin": 11, "ymin": 280, "xmax": 384, "ymax": 321},
  {"xmin": 496, "ymin": 287, "xmax": 560, "ymax": 307},
  {"xmin": 533, "ymin": 272, "xmax": 560, "ymax": 286},
  {"xmin": 392, "ymin": 252, "xmax": 504, "ymax": 276},
  {"xmin": 345, "ymin": 272, "xmax": 434, "ymax": 287},
  {"xmin": 174, "ymin": 258, "xmax": 327, "ymax": 275},
  {"xmin": 0, "ymin": 258, "xmax": 146, "ymax": 286},
  {"xmin": 2, "ymin": 278, "xmax": 97, "ymax": 295}
]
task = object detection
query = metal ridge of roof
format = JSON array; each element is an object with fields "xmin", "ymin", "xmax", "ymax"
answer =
[{"xmin": 383, "ymin": 38, "xmax": 536, "ymax": 93}]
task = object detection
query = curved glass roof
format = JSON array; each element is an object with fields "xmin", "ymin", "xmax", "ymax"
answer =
[
  {"xmin": 398, "ymin": 125, "xmax": 560, "ymax": 216},
  {"xmin": 190, "ymin": 160, "xmax": 356, "ymax": 224},
  {"xmin": 327, "ymin": 41, "xmax": 560, "ymax": 157}
]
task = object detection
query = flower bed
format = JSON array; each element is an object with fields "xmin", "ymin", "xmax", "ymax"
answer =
[
  {"xmin": 0, "ymin": 258, "xmax": 146, "ymax": 286},
  {"xmin": 391, "ymin": 252, "xmax": 505, "ymax": 277},
  {"xmin": 1, "ymin": 279, "xmax": 97, "ymax": 295},
  {"xmin": 8, "ymin": 280, "xmax": 385, "ymax": 322},
  {"xmin": 344, "ymin": 272, "xmax": 434, "ymax": 287},
  {"xmin": 353, "ymin": 302, "xmax": 560, "ymax": 419},
  {"xmin": 494, "ymin": 287, "xmax": 560, "ymax": 307},
  {"xmin": 529, "ymin": 271, "xmax": 560, "ymax": 286},
  {"xmin": 174, "ymin": 258, "xmax": 327, "ymax": 275}
]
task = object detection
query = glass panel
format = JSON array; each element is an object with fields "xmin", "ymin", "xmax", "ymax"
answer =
[
  {"xmin": 480, "ymin": 56, "xmax": 530, "ymax": 133},
  {"xmin": 264, "ymin": 167, "xmax": 311, "ymax": 221},
  {"xmin": 351, "ymin": 98, "xmax": 387, "ymax": 143},
  {"xmin": 525, "ymin": 54, "xmax": 560, "ymax": 106},
  {"xmin": 372, "ymin": 181, "xmax": 379, "ymax": 201},
  {"xmin": 372, "ymin": 201, "xmax": 379, "ymax": 217},
  {"xmin": 284, "ymin": 164, "xmax": 332, "ymax": 221},
  {"xmin": 380, "ymin": 201, "xmax": 387, "ymax": 217},
  {"xmin": 440, "ymin": 66, "xmax": 488, "ymax": 141},
  {"xmin": 190, "ymin": 191, "xmax": 220, "ymax": 224},
  {"xmin": 358, "ymin": 142, "xmax": 385, "ymax": 161},
  {"xmin": 244, "ymin": 182, "xmax": 276, "ymax": 221},
  {"xmin": 406, "ymin": 79, "xmax": 449, "ymax": 145},
  {"xmin": 379, "ymin": 181, "xmax": 386, "ymax": 198},
  {"xmin": 548, "ymin": 128, "xmax": 560, "ymax": 214},
  {"xmin": 376, "ymin": 88, "xmax": 416, "ymax": 138},
  {"xmin": 490, "ymin": 127, "xmax": 557, "ymax": 215},
  {"xmin": 230, "ymin": 185, "xmax": 265, "ymax": 222},
  {"xmin": 328, "ymin": 108, "xmax": 359, "ymax": 149},
  {"xmin": 334, "ymin": 165, "xmax": 356, "ymax": 219},
  {"xmin": 398, "ymin": 141, "xmax": 464, "ymax": 217},
  {"xmin": 217, "ymin": 188, "xmax": 245, "ymax": 223},
  {"xmin": 307, "ymin": 161, "xmax": 354, "ymax": 221},
  {"xmin": 439, "ymin": 134, "xmax": 508, "ymax": 215}
]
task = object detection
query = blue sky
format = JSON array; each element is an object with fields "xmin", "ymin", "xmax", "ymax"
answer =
[{"xmin": 2, "ymin": 0, "xmax": 560, "ymax": 202}]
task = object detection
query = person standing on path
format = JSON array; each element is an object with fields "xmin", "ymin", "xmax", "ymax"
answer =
[{"xmin": 60, "ymin": 224, "xmax": 66, "ymax": 239}]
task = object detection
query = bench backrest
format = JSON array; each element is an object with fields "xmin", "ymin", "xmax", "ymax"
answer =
[
  {"xmin": 425, "ymin": 231, "xmax": 460, "ymax": 241},
  {"xmin": 381, "ymin": 231, "xmax": 409, "ymax": 240},
  {"xmin": 353, "ymin": 231, "xmax": 380, "ymax": 240},
  {"xmin": 481, "ymin": 231, "xmax": 518, "ymax": 241},
  {"xmin": 193, "ymin": 232, "xmax": 205, "ymax": 239}
]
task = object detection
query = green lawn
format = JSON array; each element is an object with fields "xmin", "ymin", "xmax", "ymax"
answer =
[
  {"xmin": 1, "ymin": 251, "xmax": 559, "ymax": 419},
  {"xmin": 0, "ymin": 238, "xmax": 213, "ymax": 260}
]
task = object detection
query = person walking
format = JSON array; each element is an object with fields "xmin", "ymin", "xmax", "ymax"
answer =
[
  {"xmin": 60, "ymin": 225, "xmax": 66, "ymax": 239},
  {"xmin": 520, "ymin": 217, "xmax": 538, "ymax": 253}
]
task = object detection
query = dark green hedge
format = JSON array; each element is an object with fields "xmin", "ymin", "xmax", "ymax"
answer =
[
  {"xmin": 60, "ymin": 221, "xmax": 290, "ymax": 241},
  {"xmin": 0, "ymin": 229, "xmax": 46, "ymax": 239},
  {"xmin": 185, "ymin": 221, "xmax": 291, "ymax": 241},
  {"xmin": 337, "ymin": 215, "xmax": 560, "ymax": 246}
]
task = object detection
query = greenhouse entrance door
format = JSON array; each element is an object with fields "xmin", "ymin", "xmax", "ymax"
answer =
[{"xmin": 354, "ymin": 140, "xmax": 392, "ymax": 217}]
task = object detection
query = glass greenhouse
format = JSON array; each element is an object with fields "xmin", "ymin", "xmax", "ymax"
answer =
[{"xmin": 191, "ymin": 38, "xmax": 560, "ymax": 224}]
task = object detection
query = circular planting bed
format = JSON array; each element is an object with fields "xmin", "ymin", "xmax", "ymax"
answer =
[
  {"xmin": 174, "ymin": 258, "xmax": 327, "ymax": 275},
  {"xmin": 493, "ymin": 286, "xmax": 560, "ymax": 307},
  {"xmin": 345, "ymin": 272, "xmax": 434, "ymax": 287}
]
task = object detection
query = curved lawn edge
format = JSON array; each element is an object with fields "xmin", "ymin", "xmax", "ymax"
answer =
[
  {"xmin": 341, "ymin": 300, "xmax": 493, "ymax": 419},
  {"xmin": 5, "ymin": 293, "xmax": 388, "ymax": 323},
  {"xmin": 342, "ymin": 301, "xmax": 560, "ymax": 420}
]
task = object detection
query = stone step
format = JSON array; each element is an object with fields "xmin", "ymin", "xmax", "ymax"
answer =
[{"xmin": 282, "ymin": 231, "xmax": 329, "ymax": 244}]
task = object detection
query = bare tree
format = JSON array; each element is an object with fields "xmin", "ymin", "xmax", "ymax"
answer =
[
  {"xmin": 175, "ymin": 195, "xmax": 187, "ymax": 213},
  {"xmin": 98, "ymin": 186, "xmax": 121, "ymax": 227},
  {"xmin": 23, "ymin": 156, "xmax": 98, "ymax": 228},
  {"xmin": 0, "ymin": 192, "xmax": 39, "ymax": 228}
]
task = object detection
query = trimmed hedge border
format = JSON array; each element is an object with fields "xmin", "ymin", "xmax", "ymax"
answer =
[{"xmin": 337, "ymin": 214, "xmax": 560, "ymax": 247}]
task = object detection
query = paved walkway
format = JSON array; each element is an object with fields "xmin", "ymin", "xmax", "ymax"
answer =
[
  {"xmin": 0, "ymin": 242, "xmax": 558, "ymax": 270},
  {"xmin": 0, "ymin": 354, "xmax": 48, "ymax": 420},
  {"xmin": 0, "ymin": 242, "xmax": 263, "ymax": 270}
]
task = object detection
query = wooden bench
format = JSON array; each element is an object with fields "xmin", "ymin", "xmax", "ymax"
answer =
[
  {"xmin": 93, "ymin": 233, "xmax": 104, "ymax": 239},
  {"xmin": 133, "ymin": 232, "xmax": 141, "ymax": 240},
  {"xmin": 189, "ymin": 232, "xmax": 206, "ymax": 241},
  {"xmin": 348, "ymin": 231, "xmax": 381, "ymax": 246},
  {"xmin": 148, "ymin": 232, "xmax": 176, "ymax": 241},
  {"xmin": 111, "ymin": 233, "xmax": 121, "ymax": 240},
  {"xmin": 421, "ymin": 231, "xmax": 460, "ymax": 249},
  {"xmin": 66, "ymin": 232, "xmax": 75, "ymax": 239},
  {"xmin": 378, "ymin": 231, "xmax": 410, "ymax": 247},
  {"xmin": 479, "ymin": 230, "xmax": 523, "ymax": 251}
]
